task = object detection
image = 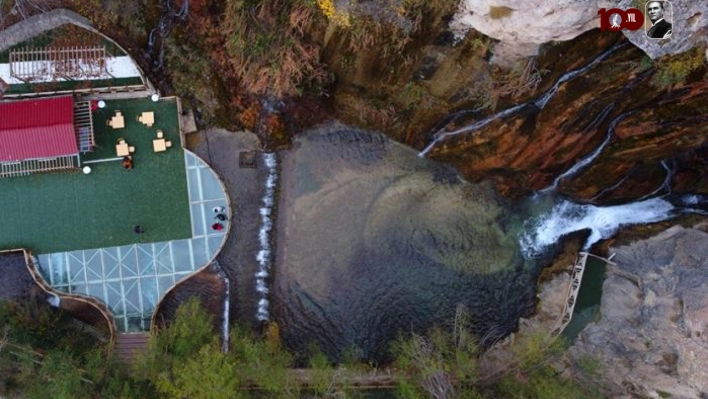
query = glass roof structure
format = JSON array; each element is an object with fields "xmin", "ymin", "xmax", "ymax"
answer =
[{"xmin": 34, "ymin": 151, "xmax": 229, "ymax": 331}]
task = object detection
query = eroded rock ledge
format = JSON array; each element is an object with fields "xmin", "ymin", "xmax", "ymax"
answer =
[{"xmin": 569, "ymin": 224, "xmax": 708, "ymax": 398}]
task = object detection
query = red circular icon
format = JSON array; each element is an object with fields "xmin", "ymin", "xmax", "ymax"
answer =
[
  {"xmin": 623, "ymin": 8, "xmax": 645, "ymax": 31},
  {"xmin": 598, "ymin": 7, "xmax": 646, "ymax": 32}
]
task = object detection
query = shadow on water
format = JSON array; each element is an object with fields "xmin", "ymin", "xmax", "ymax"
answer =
[{"xmin": 561, "ymin": 257, "xmax": 606, "ymax": 342}]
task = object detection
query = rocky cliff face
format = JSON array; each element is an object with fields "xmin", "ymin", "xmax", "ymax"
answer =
[
  {"xmin": 423, "ymin": 36, "xmax": 708, "ymax": 202},
  {"xmin": 568, "ymin": 224, "xmax": 708, "ymax": 398},
  {"xmin": 324, "ymin": 2, "xmax": 708, "ymax": 204},
  {"xmin": 449, "ymin": 0, "xmax": 708, "ymax": 64}
]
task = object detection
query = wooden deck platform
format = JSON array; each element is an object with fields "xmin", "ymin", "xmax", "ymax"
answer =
[{"xmin": 114, "ymin": 332, "xmax": 150, "ymax": 364}]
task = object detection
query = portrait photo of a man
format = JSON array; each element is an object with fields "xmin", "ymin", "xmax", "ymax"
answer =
[{"xmin": 646, "ymin": 1, "xmax": 673, "ymax": 39}]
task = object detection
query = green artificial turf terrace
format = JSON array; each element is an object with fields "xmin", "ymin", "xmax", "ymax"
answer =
[{"xmin": 0, "ymin": 97, "xmax": 191, "ymax": 254}]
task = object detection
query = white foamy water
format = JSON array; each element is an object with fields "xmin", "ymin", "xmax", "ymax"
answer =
[
  {"xmin": 534, "ymin": 45, "xmax": 623, "ymax": 109},
  {"xmin": 222, "ymin": 273, "xmax": 230, "ymax": 353},
  {"xmin": 418, "ymin": 44, "xmax": 624, "ymax": 158},
  {"xmin": 47, "ymin": 294, "xmax": 60, "ymax": 307},
  {"xmin": 255, "ymin": 152, "xmax": 278, "ymax": 321},
  {"xmin": 539, "ymin": 111, "xmax": 629, "ymax": 194},
  {"xmin": 418, "ymin": 103, "xmax": 526, "ymax": 157},
  {"xmin": 519, "ymin": 196, "xmax": 680, "ymax": 259}
]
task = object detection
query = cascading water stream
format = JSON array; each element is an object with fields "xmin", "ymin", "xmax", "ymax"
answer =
[
  {"xmin": 222, "ymin": 272, "xmax": 230, "ymax": 353},
  {"xmin": 590, "ymin": 172, "xmax": 632, "ymax": 201},
  {"xmin": 255, "ymin": 152, "xmax": 278, "ymax": 322},
  {"xmin": 417, "ymin": 103, "xmax": 527, "ymax": 157},
  {"xmin": 146, "ymin": 0, "xmax": 189, "ymax": 68},
  {"xmin": 519, "ymin": 194, "xmax": 707, "ymax": 259},
  {"xmin": 637, "ymin": 160, "xmax": 673, "ymax": 200},
  {"xmin": 418, "ymin": 43, "xmax": 626, "ymax": 158},
  {"xmin": 539, "ymin": 109, "xmax": 629, "ymax": 193},
  {"xmin": 534, "ymin": 44, "xmax": 625, "ymax": 109}
]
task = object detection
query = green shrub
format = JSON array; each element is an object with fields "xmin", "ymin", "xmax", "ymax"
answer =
[{"xmin": 650, "ymin": 47, "xmax": 706, "ymax": 89}]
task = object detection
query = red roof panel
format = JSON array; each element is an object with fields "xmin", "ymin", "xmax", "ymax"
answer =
[{"xmin": 0, "ymin": 96, "xmax": 78, "ymax": 162}]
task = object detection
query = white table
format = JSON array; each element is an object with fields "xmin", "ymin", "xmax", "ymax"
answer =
[
  {"xmin": 116, "ymin": 142, "xmax": 130, "ymax": 157},
  {"xmin": 153, "ymin": 138, "xmax": 166, "ymax": 152},
  {"xmin": 109, "ymin": 114, "xmax": 125, "ymax": 129},
  {"xmin": 139, "ymin": 112, "xmax": 155, "ymax": 127}
]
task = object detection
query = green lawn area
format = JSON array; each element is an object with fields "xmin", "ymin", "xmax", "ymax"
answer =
[{"xmin": 0, "ymin": 97, "xmax": 191, "ymax": 254}]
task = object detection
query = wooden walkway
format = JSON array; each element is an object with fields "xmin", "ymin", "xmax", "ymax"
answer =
[
  {"xmin": 551, "ymin": 252, "xmax": 615, "ymax": 336},
  {"xmin": 114, "ymin": 333, "xmax": 150, "ymax": 364}
]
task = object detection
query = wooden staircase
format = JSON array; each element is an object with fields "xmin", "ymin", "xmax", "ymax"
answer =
[{"xmin": 114, "ymin": 332, "xmax": 150, "ymax": 364}]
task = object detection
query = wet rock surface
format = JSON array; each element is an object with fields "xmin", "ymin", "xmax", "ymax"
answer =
[
  {"xmin": 569, "ymin": 224, "xmax": 708, "ymax": 398},
  {"xmin": 0, "ymin": 251, "xmax": 37, "ymax": 300},
  {"xmin": 189, "ymin": 129, "xmax": 267, "ymax": 329},
  {"xmin": 325, "ymin": 11, "xmax": 707, "ymax": 205},
  {"xmin": 153, "ymin": 263, "xmax": 226, "ymax": 332},
  {"xmin": 424, "ymin": 33, "xmax": 708, "ymax": 203}
]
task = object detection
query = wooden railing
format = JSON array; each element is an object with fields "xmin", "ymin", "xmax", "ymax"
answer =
[{"xmin": 21, "ymin": 250, "xmax": 117, "ymax": 345}]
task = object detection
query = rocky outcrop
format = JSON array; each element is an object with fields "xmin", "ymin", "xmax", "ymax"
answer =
[
  {"xmin": 618, "ymin": 0, "xmax": 708, "ymax": 60},
  {"xmin": 326, "ymin": 2, "xmax": 707, "ymax": 204},
  {"xmin": 449, "ymin": 0, "xmax": 708, "ymax": 65},
  {"xmin": 477, "ymin": 272, "xmax": 571, "ymax": 380},
  {"xmin": 568, "ymin": 225, "xmax": 708, "ymax": 398},
  {"xmin": 421, "ymin": 31, "xmax": 708, "ymax": 202},
  {"xmin": 449, "ymin": 0, "xmax": 607, "ymax": 65}
]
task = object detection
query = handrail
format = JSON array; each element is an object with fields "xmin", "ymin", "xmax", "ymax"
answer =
[
  {"xmin": 551, "ymin": 251, "xmax": 616, "ymax": 336},
  {"xmin": 19, "ymin": 249, "xmax": 117, "ymax": 347}
]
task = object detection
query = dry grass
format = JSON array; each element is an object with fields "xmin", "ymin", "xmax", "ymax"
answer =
[
  {"xmin": 222, "ymin": 0, "xmax": 330, "ymax": 97},
  {"xmin": 474, "ymin": 58, "xmax": 545, "ymax": 110}
]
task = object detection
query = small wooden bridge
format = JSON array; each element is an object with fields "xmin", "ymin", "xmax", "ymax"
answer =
[
  {"xmin": 551, "ymin": 252, "xmax": 615, "ymax": 336},
  {"xmin": 114, "ymin": 332, "xmax": 150, "ymax": 364}
]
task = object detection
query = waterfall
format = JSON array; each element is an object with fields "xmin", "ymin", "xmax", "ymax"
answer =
[
  {"xmin": 418, "ymin": 103, "xmax": 526, "ymax": 157},
  {"xmin": 540, "ymin": 110, "xmax": 630, "ymax": 193},
  {"xmin": 534, "ymin": 44, "xmax": 625, "ymax": 109},
  {"xmin": 222, "ymin": 273, "xmax": 230, "ymax": 353},
  {"xmin": 590, "ymin": 173, "xmax": 631, "ymax": 201},
  {"xmin": 518, "ymin": 194, "xmax": 706, "ymax": 259},
  {"xmin": 47, "ymin": 294, "xmax": 60, "ymax": 307},
  {"xmin": 637, "ymin": 160, "xmax": 673, "ymax": 200},
  {"xmin": 255, "ymin": 152, "xmax": 278, "ymax": 322},
  {"xmin": 418, "ymin": 43, "xmax": 626, "ymax": 158},
  {"xmin": 147, "ymin": 0, "xmax": 189, "ymax": 67}
]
